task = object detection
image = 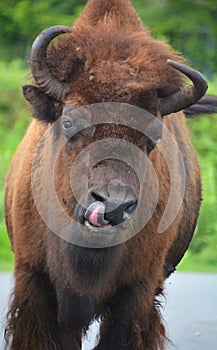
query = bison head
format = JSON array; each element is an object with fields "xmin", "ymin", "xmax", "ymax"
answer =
[{"xmin": 26, "ymin": 25, "xmax": 207, "ymax": 249}]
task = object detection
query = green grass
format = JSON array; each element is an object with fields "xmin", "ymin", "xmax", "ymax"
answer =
[
  {"xmin": 0, "ymin": 60, "xmax": 29, "ymax": 271},
  {"xmin": 0, "ymin": 60, "xmax": 217, "ymax": 272},
  {"xmin": 178, "ymin": 251, "xmax": 217, "ymax": 273},
  {"xmin": 180, "ymin": 79, "xmax": 217, "ymax": 272}
]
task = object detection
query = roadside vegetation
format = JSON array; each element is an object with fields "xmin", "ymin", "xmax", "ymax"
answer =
[
  {"xmin": 0, "ymin": 0, "xmax": 217, "ymax": 272},
  {"xmin": 0, "ymin": 61, "xmax": 29, "ymax": 271}
]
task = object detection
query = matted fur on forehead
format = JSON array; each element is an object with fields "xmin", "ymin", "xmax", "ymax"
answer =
[{"xmin": 47, "ymin": 21, "xmax": 185, "ymax": 99}]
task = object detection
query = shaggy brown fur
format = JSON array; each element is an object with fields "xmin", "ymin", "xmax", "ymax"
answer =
[{"xmin": 5, "ymin": 1, "xmax": 203, "ymax": 349}]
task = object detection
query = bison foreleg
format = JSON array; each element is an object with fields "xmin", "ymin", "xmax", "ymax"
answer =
[
  {"xmin": 55, "ymin": 284, "xmax": 95, "ymax": 349},
  {"xmin": 5, "ymin": 265, "xmax": 64, "ymax": 350},
  {"xmin": 94, "ymin": 282, "xmax": 165, "ymax": 350}
]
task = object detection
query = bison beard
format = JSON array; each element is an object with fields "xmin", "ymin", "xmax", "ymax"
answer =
[{"xmin": 4, "ymin": 0, "xmax": 212, "ymax": 349}]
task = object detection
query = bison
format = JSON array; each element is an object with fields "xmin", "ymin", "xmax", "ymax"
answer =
[{"xmin": 4, "ymin": 0, "xmax": 215, "ymax": 349}]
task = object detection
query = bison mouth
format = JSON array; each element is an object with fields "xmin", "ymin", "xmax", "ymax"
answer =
[
  {"xmin": 84, "ymin": 201, "xmax": 112, "ymax": 229},
  {"xmin": 77, "ymin": 199, "xmax": 137, "ymax": 232},
  {"xmin": 71, "ymin": 194, "xmax": 140, "ymax": 247}
]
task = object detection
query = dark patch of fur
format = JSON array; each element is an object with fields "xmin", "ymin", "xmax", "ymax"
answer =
[
  {"xmin": 58, "ymin": 242, "xmax": 121, "ymax": 287},
  {"xmin": 22, "ymin": 85, "xmax": 63, "ymax": 122},
  {"xmin": 56, "ymin": 286, "xmax": 96, "ymax": 333}
]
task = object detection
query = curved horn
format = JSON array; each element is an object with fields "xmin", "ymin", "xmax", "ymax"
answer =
[
  {"xmin": 160, "ymin": 60, "xmax": 208, "ymax": 116},
  {"xmin": 30, "ymin": 25, "xmax": 72, "ymax": 101}
]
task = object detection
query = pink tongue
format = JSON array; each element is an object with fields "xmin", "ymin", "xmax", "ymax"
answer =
[
  {"xmin": 88, "ymin": 203, "xmax": 103, "ymax": 227},
  {"xmin": 85, "ymin": 201, "xmax": 111, "ymax": 227}
]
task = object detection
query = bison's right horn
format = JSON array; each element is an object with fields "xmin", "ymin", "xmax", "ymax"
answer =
[
  {"xmin": 160, "ymin": 60, "xmax": 208, "ymax": 116},
  {"xmin": 30, "ymin": 26, "xmax": 72, "ymax": 101}
]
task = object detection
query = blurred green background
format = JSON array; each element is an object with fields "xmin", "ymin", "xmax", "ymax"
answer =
[{"xmin": 0, "ymin": 0, "xmax": 217, "ymax": 272}]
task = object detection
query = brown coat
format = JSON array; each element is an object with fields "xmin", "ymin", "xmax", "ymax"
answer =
[{"xmin": 5, "ymin": 1, "xmax": 205, "ymax": 349}]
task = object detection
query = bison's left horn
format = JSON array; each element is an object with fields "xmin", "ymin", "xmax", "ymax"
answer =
[
  {"xmin": 160, "ymin": 60, "xmax": 208, "ymax": 116},
  {"xmin": 30, "ymin": 26, "xmax": 72, "ymax": 101}
]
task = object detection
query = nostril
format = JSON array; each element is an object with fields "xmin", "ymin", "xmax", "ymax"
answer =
[
  {"xmin": 103, "ymin": 199, "xmax": 138, "ymax": 226},
  {"xmin": 125, "ymin": 200, "xmax": 138, "ymax": 215},
  {"xmin": 91, "ymin": 191, "xmax": 107, "ymax": 202},
  {"xmin": 123, "ymin": 200, "xmax": 138, "ymax": 219}
]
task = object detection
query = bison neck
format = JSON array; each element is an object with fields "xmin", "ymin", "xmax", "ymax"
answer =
[{"xmin": 48, "ymin": 239, "xmax": 123, "ymax": 295}]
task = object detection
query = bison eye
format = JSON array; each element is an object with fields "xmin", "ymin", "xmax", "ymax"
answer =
[{"xmin": 62, "ymin": 118, "xmax": 73, "ymax": 130}]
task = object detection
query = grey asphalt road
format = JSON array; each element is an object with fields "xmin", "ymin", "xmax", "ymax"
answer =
[{"xmin": 1, "ymin": 272, "xmax": 217, "ymax": 349}]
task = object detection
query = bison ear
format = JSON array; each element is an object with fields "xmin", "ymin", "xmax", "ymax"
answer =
[
  {"xmin": 22, "ymin": 85, "xmax": 62, "ymax": 122},
  {"xmin": 185, "ymin": 94, "xmax": 217, "ymax": 117}
]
